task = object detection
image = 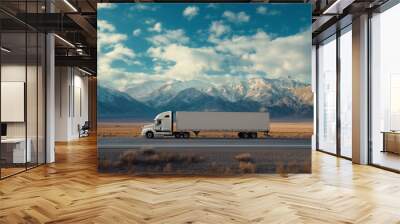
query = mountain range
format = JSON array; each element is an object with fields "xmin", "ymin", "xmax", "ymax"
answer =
[
  {"xmin": 98, "ymin": 86, "xmax": 155, "ymax": 119},
  {"xmin": 98, "ymin": 77, "xmax": 313, "ymax": 120}
]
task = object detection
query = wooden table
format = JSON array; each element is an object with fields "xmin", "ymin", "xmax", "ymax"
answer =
[{"xmin": 382, "ymin": 131, "xmax": 400, "ymax": 154}]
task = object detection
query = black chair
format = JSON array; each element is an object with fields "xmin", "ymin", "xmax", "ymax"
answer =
[{"xmin": 79, "ymin": 121, "xmax": 90, "ymax": 138}]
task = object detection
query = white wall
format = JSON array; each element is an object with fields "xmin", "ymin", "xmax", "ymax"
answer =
[
  {"xmin": 55, "ymin": 67, "xmax": 70, "ymax": 141},
  {"xmin": 72, "ymin": 73, "xmax": 89, "ymax": 138},
  {"xmin": 55, "ymin": 67, "xmax": 89, "ymax": 141}
]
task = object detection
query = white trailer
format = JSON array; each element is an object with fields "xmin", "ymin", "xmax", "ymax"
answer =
[{"xmin": 141, "ymin": 111, "xmax": 270, "ymax": 139}]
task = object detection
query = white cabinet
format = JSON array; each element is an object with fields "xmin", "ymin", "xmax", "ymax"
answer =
[{"xmin": 1, "ymin": 138, "xmax": 32, "ymax": 163}]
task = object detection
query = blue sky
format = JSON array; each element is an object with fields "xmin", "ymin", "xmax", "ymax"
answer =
[{"xmin": 98, "ymin": 3, "xmax": 311, "ymax": 90}]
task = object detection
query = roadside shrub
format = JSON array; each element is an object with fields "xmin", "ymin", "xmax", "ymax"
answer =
[
  {"xmin": 163, "ymin": 163, "xmax": 172, "ymax": 172},
  {"xmin": 99, "ymin": 159, "xmax": 111, "ymax": 169},
  {"xmin": 112, "ymin": 161, "xmax": 122, "ymax": 168},
  {"xmin": 276, "ymin": 162, "xmax": 288, "ymax": 177},
  {"xmin": 145, "ymin": 154, "xmax": 161, "ymax": 164},
  {"xmin": 239, "ymin": 162, "xmax": 256, "ymax": 173},
  {"xmin": 118, "ymin": 150, "xmax": 206, "ymax": 171},
  {"xmin": 142, "ymin": 149, "xmax": 156, "ymax": 156},
  {"xmin": 120, "ymin": 151, "xmax": 137, "ymax": 165},
  {"xmin": 235, "ymin": 153, "xmax": 254, "ymax": 163}
]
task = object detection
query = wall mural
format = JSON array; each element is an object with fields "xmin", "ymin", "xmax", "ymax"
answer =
[{"xmin": 97, "ymin": 3, "xmax": 313, "ymax": 175}]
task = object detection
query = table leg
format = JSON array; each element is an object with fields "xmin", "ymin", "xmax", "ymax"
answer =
[{"xmin": 382, "ymin": 133, "xmax": 386, "ymax": 153}]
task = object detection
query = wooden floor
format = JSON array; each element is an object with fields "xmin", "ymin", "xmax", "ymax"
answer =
[{"xmin": 1, "ymin": 137, "xmax": 400, "ymax": 224}]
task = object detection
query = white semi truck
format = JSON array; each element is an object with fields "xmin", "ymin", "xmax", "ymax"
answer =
[{"xmin": 141, "ymin": 111, "xmax": 270, "ymax": 139}]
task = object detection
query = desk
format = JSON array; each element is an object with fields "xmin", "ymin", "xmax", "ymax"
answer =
[
  {"xmin": 382, "ymin": 131, "xmax": 400, "ymax": 154},
  {"xmin": 1, "ymin": 138, "xmax": 31, "ymax": 163}
]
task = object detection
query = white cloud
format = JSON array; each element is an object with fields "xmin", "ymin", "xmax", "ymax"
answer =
[
  {"xmin": 183, "ymin": 6, "xmax": 199, "ymax": 20},
  {"xmin": 98, "ymin": 23, "xmax": 127, "ymax": 51},
  {"xmin": 207, "ymin": 4, "xmax": 217, "ymax": 9},
  {"xmin": 144, "ymin": 18, "xmax": 156, "ymax": 25},
  {"xmin": 132, "ymin": 28, "xmax": 141, "ymax": 36},
  {"xmin": 97, "ymin": 3, "xmax": 116, "ymax": 10},
  {"xmin": 98, "ymin": 20, "xmax": 115, "ymax": 32},
  {"xmin": 130, "ymin": 4, "xmax": 157, "ymax": 11},
  {"xmin": 256, "ymin": 6, "xmax": 267, "ymax": 15},
  {"xmin": 256, "ymin": 6, "xmax": 280, "ymax": 16},
  {"xmin": 208, "ymin": 21, "xmax": 230, "ymax": 42},
  {"xmin": 98, "ymin": 18, "xmax": 310, "ymax": 89},
  {"xmin": 223, "ymin": 11, "xmax": 250, "ymax": 23},
  {"xmin": 213, "ymin": 29, "xmax": 311, "ymax": 82},
  {"xmin": 98, "ymin": 32, "xmax": 127, "ymax": 50},
  {"xmin": 147, "ymin": 29, "xmax": 189, "ymax": 46},
  {"xmin": 97, "ymin": 20, "xmax": 138, "ymax": 90},
  {"xmin": 148, "ymin": 22, "xmax": 162, "ymax": 32},
  {"xmin": 101, "ymin": 43, "xmax": 135, "ymax": 65},
  {"xmin": 148, "ymin": 44, "xmax": 223, "ymax": 81}
]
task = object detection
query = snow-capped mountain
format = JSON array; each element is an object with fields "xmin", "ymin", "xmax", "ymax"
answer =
[
  {"xmin": 158, "ymin": 88, "xmax": 261, "ymax": 112},
  {"xmin": 99, "ymin": 77, "xmax": 313, "ymax": 119},
  {"xmin": 98, "ymin": 86, "xmax": 156, "ymax": 119}
]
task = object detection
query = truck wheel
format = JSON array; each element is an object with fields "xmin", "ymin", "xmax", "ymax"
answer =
[
  {"xmin": 250, "ymin": 132, "xmax": 258, "ymax": 139},
  {"xmin": 174, "ymin": 133, "xmax": 180, "ymax": 138},
  {"xmin": 183, "ymin": 132, "xmax": 190, "ymax": 139},
  {"xmin": 145, "ymin": 131, "xmax": 154, "ymax": 139},
  {"xmin": 242, "ymin": 132, "xmax": 249, "ymax": 139},
  {"xmin": 238, "ymin": 132, "xmax": 243, "ymax": 138}
]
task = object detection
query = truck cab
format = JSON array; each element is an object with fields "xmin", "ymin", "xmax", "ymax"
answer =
[{"xmin": 141, "ymin": 111, "xmax": 173, "ymax": 138}]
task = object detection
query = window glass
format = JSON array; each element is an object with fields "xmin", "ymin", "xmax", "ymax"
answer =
[
  {"xmin": 318, "ymin": 35, "xmax": 337, "ymax": 154},
  {"xmin": 371, "ymin": 3, "xmax": 400, "ymax": 171},
  {"xmin": 1, "ymin": 30, "xmax": 28, "ymax": 177},
  {"xmin": 340, "ymin": 27, "xmax": 352, "ymax": 158},
  {"xmin": 0, "ymin": 1, "xmax": 46, "ymax": 178}
]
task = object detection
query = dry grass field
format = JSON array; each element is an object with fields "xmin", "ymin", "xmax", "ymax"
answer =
[
  {"xmin": 269, "ymin": 121, "xmax": 313, "ymax": 139},
  {"xmin": 97, "ymin": 121, "xmax": 313, "ymax": 139}
]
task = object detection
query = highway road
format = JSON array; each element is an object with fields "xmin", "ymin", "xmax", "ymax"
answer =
[{"xmin": 98, "ymin": 137, "xmax": 311, "ymax": 150}]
